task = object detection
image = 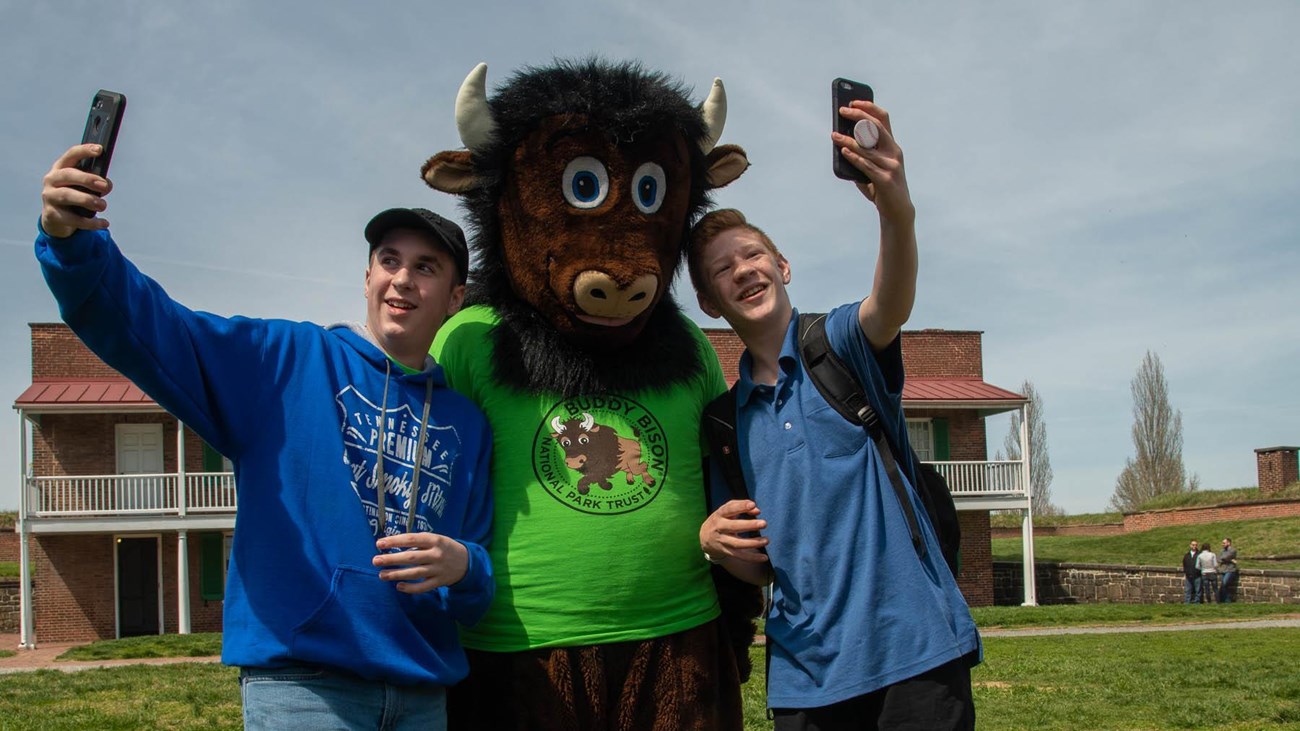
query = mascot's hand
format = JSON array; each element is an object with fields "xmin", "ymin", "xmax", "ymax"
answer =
[
  {"xmin": 41, "ymin": 144, "xmax": 114, "ymax": 239},
  {"xmin": 374, "ymin": 532, "xmax": 470, "ymax": 593},
  {"xmin": 832, "ymin": 100, "xmax": 915, "ymax": 226}
]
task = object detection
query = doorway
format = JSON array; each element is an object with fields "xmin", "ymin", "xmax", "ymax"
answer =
[{"xmin": 116, "ymin": 536, "xmax": 161, "ymax": 637}]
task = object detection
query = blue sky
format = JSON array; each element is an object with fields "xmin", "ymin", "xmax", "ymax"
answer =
[{"xmin": 3, "ymin": 2, "xmax": 1298, "ymax": 514}]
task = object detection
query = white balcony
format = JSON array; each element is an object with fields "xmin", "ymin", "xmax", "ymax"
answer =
[{"xmin": 25, "ymin": 472, "xmax": 236, "ymax": 519}]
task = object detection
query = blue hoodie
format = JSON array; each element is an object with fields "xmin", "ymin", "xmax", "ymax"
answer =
[{"xmin": 36, "ymin": 226, "xmax": 494, "ymax": 687}]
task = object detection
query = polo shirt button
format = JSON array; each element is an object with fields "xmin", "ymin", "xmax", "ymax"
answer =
[
  {"xmin": 784, "ymin": 422, "xmax": 792, "ymax": 430},
  {"xmin": 777, "ymin": 398, "xmax": 784, "ymax": 406}
]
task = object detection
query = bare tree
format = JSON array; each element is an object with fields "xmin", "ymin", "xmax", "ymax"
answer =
[
  {"xmin": 1004, "ymin": 380, "xmax": 1058, "ymax": 516},
  {"xmin": 1110, "ymin": 351, "xmax": 1190, "ymax": 512}
]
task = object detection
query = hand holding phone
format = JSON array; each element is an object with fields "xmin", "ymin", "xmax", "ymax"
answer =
[
  {"xmin": 70, "ymin": 90, "xmax": 126, "ymax": 217},
  {"xmin": 831, "ymin": 78, "xmax": 873, "ymax": 183}
]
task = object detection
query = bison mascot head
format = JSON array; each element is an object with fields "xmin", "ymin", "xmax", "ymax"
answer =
[{"xmin": 421, "ymin": 59, "xmax": 748, "ymax": 396}]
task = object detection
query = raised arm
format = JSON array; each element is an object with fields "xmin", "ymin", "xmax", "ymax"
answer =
[{"xmin": 832, "ymin": 102, "xmax": 918, "ymax": 352}]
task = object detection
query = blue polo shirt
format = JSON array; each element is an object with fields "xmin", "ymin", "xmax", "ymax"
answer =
[{"xmin": 732, "ymin": 304, "xmax": 980, "ymax": 709}]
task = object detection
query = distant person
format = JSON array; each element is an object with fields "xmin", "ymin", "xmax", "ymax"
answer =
[
  {"xmin": 1182, "ymin": 539, "xmax": 1201, "ymax": 604},
  {"xmin": 37, "ymin": 143, "xmax": 495, "ymax": 731},
  {"xmin": 1196, "ymin": 541, "xmax": 1219, "ymax": 604},
  {"xmin": 1217, "ymin": 537, "xmax": 1239, "ymax": 603}
]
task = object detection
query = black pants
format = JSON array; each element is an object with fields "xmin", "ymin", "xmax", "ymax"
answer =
[{"xmin": 772, "ymin": 653, "xmax": 976, "ymax": 731}]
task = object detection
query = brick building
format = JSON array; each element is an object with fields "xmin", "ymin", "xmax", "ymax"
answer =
[{"xmin": 13, "ymin": 323, "xmax": 1036, "ymax": 648}]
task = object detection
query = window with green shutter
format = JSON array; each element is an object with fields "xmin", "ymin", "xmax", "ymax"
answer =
[
  {"xmin": 200, "ymin": 532, "xmax": 225, "ymax": 601},
  {"xmin": 201, "ymin": 443, "xmax": 224, "ymax": 472}
]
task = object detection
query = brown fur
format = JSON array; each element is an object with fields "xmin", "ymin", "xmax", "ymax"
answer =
[{"xmin": 447, "ymin": 620, "xmax": 744, "ymax": 731}]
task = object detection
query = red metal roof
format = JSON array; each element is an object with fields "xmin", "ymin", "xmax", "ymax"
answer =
[
  {"xmin": 14, "ymin": 379, "xmax": 158, "ymax": 412},
  {"xmin": 903, "ymin": 378, "xmax": 1025, "ymax": 404}
]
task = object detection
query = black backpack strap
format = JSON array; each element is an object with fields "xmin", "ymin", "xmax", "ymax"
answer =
[
  {"xmin": 702, "ymin": 385, "xmax": 749, "ymax": 502},
  {"xmin": 797, "ymin": 313, "xmax": 925, "ymax": 558}
]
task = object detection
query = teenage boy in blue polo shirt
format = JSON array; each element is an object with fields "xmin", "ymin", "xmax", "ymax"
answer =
[{"xmin": 688, "ymin": 101, "xmax": 980, "ymax": 730}]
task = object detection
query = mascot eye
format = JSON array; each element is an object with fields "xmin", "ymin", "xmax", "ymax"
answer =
[
  {"xmin": 631, "ymin": 162, "xmax": 667, "ymax": 214},
  {"xmin": 578, "ymin": 434, "xmax": 590, "ymax": 445},
  {"xmin": 561, "ymin": 437, "xmax": 571, "ymax": 448},
  {"xmin": 562, "ymin": 157, "xmax": 610, "ymax": 209}
]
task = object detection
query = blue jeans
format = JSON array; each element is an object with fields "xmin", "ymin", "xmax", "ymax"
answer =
[
  {"xmin": 1183, "ymin": 577, "xmax": 1201, "ymax": 604},
  {"xmin": 1219, "ymin": 571, "xmax": 1239, "ymax": 603},
  {"xmin": 240, "ymin": 665, "xmax": 446, "ymax": 731}
]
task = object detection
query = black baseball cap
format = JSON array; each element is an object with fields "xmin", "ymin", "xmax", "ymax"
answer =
[{"xmin": 364, "ymin": 207, "xmax": 469, "ymax": 284}]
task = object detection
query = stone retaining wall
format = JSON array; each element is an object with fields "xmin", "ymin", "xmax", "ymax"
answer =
[
  {"xmin": 993, "ymin": 561, "xmax": 1300, "ymax": 606},
  {"xmin": 0, "ymin": 579, "xmax": 18, "ymax": 634}
]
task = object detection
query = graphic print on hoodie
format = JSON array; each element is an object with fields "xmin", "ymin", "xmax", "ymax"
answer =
[{"xmin": 338, "ymin": 383, "xmax": 462, "ymax": 535}]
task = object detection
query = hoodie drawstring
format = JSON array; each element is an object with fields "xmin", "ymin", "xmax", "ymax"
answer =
[{"xmin": 372, "ymin": 360, "xmax": 437, "ymax": 540}]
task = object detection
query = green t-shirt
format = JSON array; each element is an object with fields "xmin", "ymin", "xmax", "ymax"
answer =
[{"xmin": 431, "ymin": 305, "xmax": 726, "ymax": 651}]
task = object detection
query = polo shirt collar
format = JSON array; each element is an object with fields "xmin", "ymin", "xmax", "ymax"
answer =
[{"xmin": 736, "ymin": 308, "xmax": 802, "ymax": 408}]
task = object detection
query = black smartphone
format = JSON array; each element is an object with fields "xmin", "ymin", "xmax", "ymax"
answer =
[
  {"xmin": 832, "ymin": 77, "xmax": 873, "ymax": 183},
  {"xmin": 71, "ymin": 89, "xmax": 127, "ymax": 217}
]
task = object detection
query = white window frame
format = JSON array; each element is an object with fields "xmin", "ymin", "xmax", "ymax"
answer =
[{"xmin": 906, "ymin": 418, "xmax": 935, "ymax": 462}]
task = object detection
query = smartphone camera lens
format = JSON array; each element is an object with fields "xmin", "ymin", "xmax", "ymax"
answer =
[
  {"xmin": 93, "ymin": 99, "xmax": 104, "ymax": 110},
  {"xmin": 839, "ymin": 82, "xmax": 852, "ymax": 90}
]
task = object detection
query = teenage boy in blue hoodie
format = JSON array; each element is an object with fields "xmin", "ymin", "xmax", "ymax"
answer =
[
  {"xmin": 36, "ymin": 143, "xmax": 494, "ymax": 731},
  {"xmin": 688, "ymin": 102, "xmax": 979, "ymax": 729}
]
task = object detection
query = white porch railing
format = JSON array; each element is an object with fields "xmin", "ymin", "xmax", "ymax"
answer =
[
  {"xmin": 925, "ymin": 460, "xmax": 1025, "ymax": 496},
  {"xmin": 27, "ymin": 473, "xmax": 237, "ymax": 517}
]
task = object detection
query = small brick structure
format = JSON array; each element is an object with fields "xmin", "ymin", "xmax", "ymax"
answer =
[
  {"xmin": 993, "ymin": 561, "xmax": 1300, "ymax": 606},
  {"xmin": 1256, "ymin": 446, "xmax": 1300, "ymax": 495}
]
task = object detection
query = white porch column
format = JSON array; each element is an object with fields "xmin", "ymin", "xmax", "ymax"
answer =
[
  {"xmin": 177, "ymin": 529, "xmax": 191, "ymax": 634},
  {"xmin": 176, "ymin": 420, "xmax": 187, "ymax": 516},
  {"xmin": 1018, "ymin": 402, "xmax": 1038, "ymax": 606},
  {"xmin": 17, "ymin": 409, "xmax": 36, "ymax": 649}
]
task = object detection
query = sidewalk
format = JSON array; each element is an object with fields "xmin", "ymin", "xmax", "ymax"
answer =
[{"xmin": 0, "ymin": 633, "xmax": 220, "ymax": 675}]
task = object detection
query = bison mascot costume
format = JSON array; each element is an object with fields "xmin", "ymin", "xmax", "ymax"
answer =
[{"xmin": 424, "ymin": 59, "xmax": 756, "ymax": 730}]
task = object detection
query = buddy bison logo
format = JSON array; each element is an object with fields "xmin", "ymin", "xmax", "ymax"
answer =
[{"xmin": 533, "ymin": 395, "xmax": 667, "ymax": 515}]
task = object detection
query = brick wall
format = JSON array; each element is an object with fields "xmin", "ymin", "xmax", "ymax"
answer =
[
  {"xmin": 901, "ymin": 330, "xmax": 982, "ymax": 379},
  {"xmin": 1256, "ymin": 448, "xmax": 1300, "ymax": 495},
  {"xmin": 993, "ymin": 561, "xmax": 1300, "ymax": 606},
  {"xmin": 32, "ymin": 414, "xmax": 212, "ymax": 478},
  {"xmin": 1123, "ymin": 498, "xmax": 1300, "ymax": 532},
  {"xmin": 32, "ymin": 534, "xmax": 116, "ymax": 642},
  {"xmin": 702, "ymin": 328, "xmax": 986, "ymax": 385},
  {"xmin": 30, "ymin": 531, "xmax": 224, "ymax": 642},
  {"xmin": 956, "ymin": 512, "xmax": 993, "ymax": 607},
  {"xmin": 0, "ymin": 515, "xmax": 17, "ymax": 564},
  {"xmin": 30, "ymin": 323, "xmax": 123, "ymax": 380}
]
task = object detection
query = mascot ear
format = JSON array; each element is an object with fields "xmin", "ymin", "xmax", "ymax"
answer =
[
  {"xmin": 705, "ymin": 144, "xmax": 750, "ymax": 189},
  {"xmin": 422, "ymin": 150, "xmax": 480, "ymax": 194}
]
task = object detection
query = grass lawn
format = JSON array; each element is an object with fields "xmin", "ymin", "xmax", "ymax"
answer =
[
  {"xmin": 991, "ymin": 510, "xmax": 1123, "ymax": 529},
  {"xmin": 1138, "ymin": 483, "xmax": 1300, "ymax": 511},
  {"xmin": 5, "ymin": 626, "xmax": 1298, "ymax": 730},
  {"xmin": 56, "ymin": 633, "xmax": 221, "ymax": 662},
  {"xmin": 0, "ymin": 649, "xmax": 14, "ymax": 659},
  {"xmin": 971, "ymin": 602, "xmax": 1300, "ymax": 629},
  {"xmin": 0, "ymin": 664, "xmax": 240, "ymax": 730},
  {"xmin": 741, "ymin": 629, "xmax": 1300, "ymax": 730},
  {"xmin": 0, "ymin": 561, "xmax": 20, "ymax": 579},
  {"xmin": 993, "ymin": 516, "xmax": 1300, "ymax": 570}
]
